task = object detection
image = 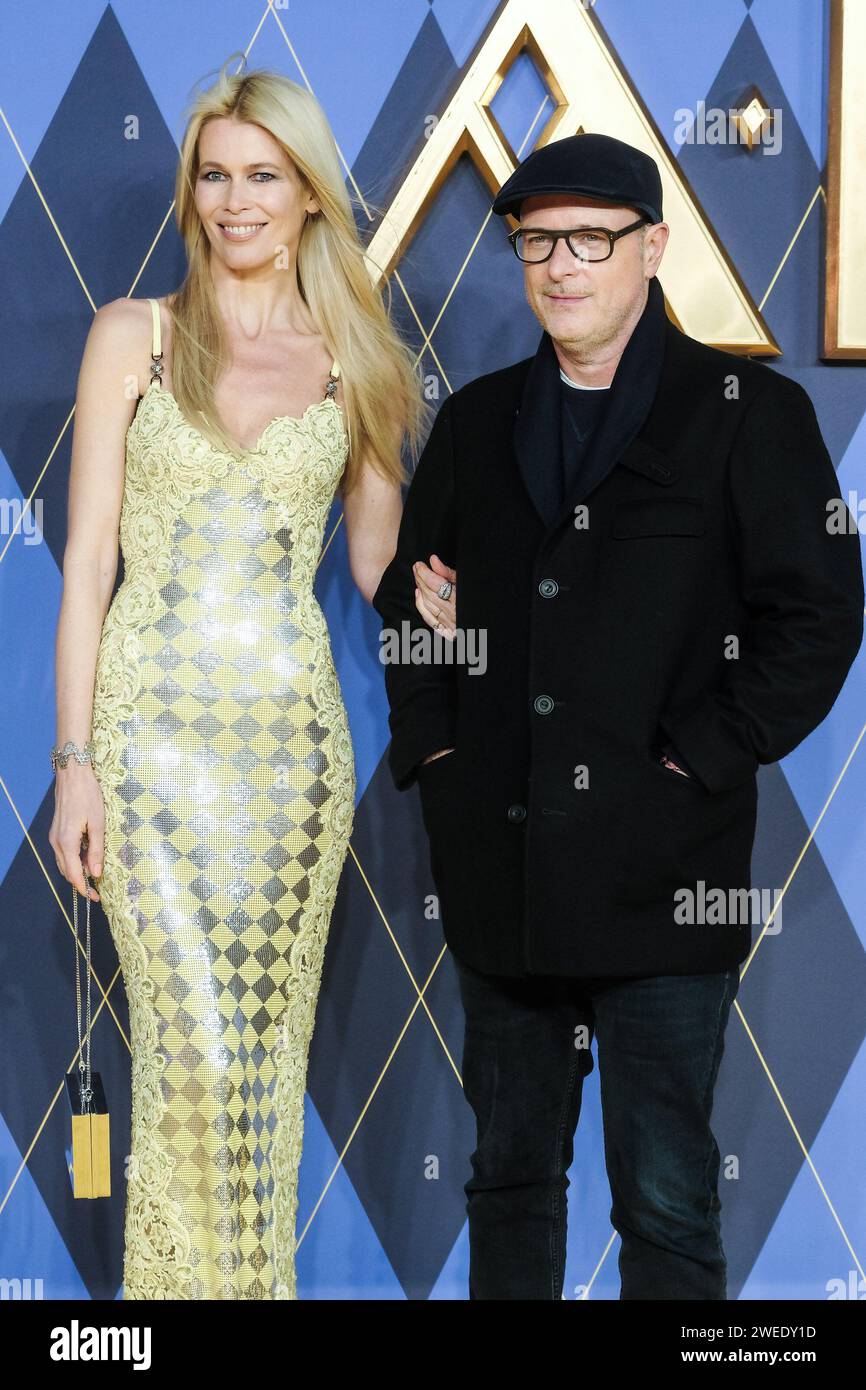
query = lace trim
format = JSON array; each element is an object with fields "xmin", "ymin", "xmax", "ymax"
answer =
[
  {"xmin": 92, "ymin": 381, "xmax": 354, "ymax": 1298},
  {"xmin": 271, "ymin": 566, "xmax": 355, "ymax": 1300}
]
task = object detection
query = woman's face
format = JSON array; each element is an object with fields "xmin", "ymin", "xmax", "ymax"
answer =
[{"xmin": 195, "ymin": 116, "xmax": 318, "ymax": 268}]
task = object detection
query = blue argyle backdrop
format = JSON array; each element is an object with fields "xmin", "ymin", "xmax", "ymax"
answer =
[{"xmin": 1, "ymin": 0, "xmax": 865, "ymax": 1302}]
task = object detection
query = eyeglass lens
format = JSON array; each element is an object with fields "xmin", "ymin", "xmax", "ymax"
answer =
[{"xmin": 514, "ymin": 229, "xmax": 610, "ymax": 262}]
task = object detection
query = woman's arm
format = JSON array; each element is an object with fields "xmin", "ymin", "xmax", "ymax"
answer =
[
  {"xmin": 49, "ymin": 298, "xmax": 141, "ymax": 900},
  {"xmin": 340, "ymin": 441, "xmax": 404, "ymax": 605}
]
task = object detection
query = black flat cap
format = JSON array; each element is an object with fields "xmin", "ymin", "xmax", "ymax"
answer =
[{"xmin": 491, "ymin": 132, "xmax": 663, "ymax": 225}]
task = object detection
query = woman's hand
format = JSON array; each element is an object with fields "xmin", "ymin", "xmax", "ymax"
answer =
[
  {"xmin": 49, "ymin": 764, "xmax": 105, "ymax": 902},
  {"xmin": 413, "ymin": 554, "xmax": 456, "ymax": 639}
]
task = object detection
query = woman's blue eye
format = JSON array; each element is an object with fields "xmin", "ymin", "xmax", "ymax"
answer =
[{"xmin": 202, "ymin": 171, "xmax": 275, "ymax": 182}]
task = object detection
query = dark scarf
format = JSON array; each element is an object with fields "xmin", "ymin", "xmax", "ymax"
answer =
[{"xmin": 513, "ymin": 274, "xmax": 669, "ymax": 530}]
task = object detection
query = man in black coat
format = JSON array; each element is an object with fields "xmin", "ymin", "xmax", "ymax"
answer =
[{"xmin": 372, "ymin": 134, "xmax": 863, "ymax": 1300}]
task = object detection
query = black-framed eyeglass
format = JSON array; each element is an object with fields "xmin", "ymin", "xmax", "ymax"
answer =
[{"xmin": 508, "ymin": 216, "xmax": 650, "ymax": 264}]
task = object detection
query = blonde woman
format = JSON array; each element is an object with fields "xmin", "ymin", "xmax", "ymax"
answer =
[{"xmin": 48, "ymin": 62, "xmax": 448, "ymax": 1299}]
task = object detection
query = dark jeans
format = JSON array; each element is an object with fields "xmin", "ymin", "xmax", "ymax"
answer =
[{"xmin": 453, "ymin": 954, "xmax": 741, "ymax": 1300}]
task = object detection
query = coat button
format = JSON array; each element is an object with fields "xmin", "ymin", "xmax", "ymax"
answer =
[
  {"xmin": 507, "ymin": 803, "xmax": 526, "ymax": 823},
  {"xmin": 533, "ymin": 694, "xmax": 554, "ymax": 714},
  {"xmin": 538, "ymin": 578, "xmax": 559, "ymax": 597}
]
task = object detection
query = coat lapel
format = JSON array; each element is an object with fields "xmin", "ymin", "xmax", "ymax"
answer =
[
  {"xmin": 512, "ymin": 330, "xmax": 564, "ymax": 528},
  {"xmin": 512, "ymin": 275, "xmax": 673, "ymax": 531}
]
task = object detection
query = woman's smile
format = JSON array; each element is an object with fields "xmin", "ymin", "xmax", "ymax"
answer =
[{"xmin": 218, "ymin": 221, "xmax": 267, "ymax": 241}]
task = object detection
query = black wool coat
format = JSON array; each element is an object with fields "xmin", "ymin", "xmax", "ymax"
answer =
[{"xmin": 372, "ymin": 277, "xmax": 864, "ymax": 978}]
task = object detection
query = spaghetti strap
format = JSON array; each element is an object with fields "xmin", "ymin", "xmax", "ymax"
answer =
[{"xmin": 147, "ymin": 298, "xmax": 164, "ymax": 386}]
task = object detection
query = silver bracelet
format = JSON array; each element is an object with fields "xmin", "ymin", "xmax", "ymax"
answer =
[{"xmin": 51, "ymin": 739, "xmax": 95, "ymax": 773}]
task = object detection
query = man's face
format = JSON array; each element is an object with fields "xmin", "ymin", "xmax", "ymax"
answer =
[{"xmin": 518, "ymin": 194, "xmax": 666, "ymax": 354}]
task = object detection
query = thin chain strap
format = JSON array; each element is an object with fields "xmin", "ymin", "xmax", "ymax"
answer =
[{"xmin": 72, "ymin": 848, "xmax": 93, "ymax": 1113}]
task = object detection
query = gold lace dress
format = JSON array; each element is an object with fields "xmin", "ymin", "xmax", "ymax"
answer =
[{"xmin": 90, "ymin": 299, "xmax": 355, "ymax": 1299}]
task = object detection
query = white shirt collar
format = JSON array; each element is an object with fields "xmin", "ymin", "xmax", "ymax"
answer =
[{"xmin": 560, "ymin": 368, "xmax": 610, "ymax": 390}]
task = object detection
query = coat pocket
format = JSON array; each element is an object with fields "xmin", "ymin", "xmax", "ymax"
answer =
[
  {"xmin": 612, "ymin": 497, "xmax": 705, "ymax": 538},
  {"xmin": 416, "ymin": 750, "xmax": 459, "ymax": 822},
  {"xmin": 651, "ymin": 755, "xmax": 702, "ymax": 790},
  {"xmin": 417, "ymin": 749, "xmax": 457, "ymax": 783}
]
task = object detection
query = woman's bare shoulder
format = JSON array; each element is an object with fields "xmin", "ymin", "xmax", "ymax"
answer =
[
  {"xmin": 72, "ymin": 297, "xmax": 163, "ymax": 422},
  {"xmin": 93, "ymin": 295, "xmax": 161, "ymax": 343},
  {"xmin": 85, "ymin": 296, "xmax": 171, "ymax": 395},
  {"xmin": 86, "ymin": 297, "xmax": 146, "ymax": 359}
]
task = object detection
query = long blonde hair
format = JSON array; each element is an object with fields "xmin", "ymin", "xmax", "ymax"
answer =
[{"xmin": 164, "ymin": 58, "xmax": 429, "ymax": 491}]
